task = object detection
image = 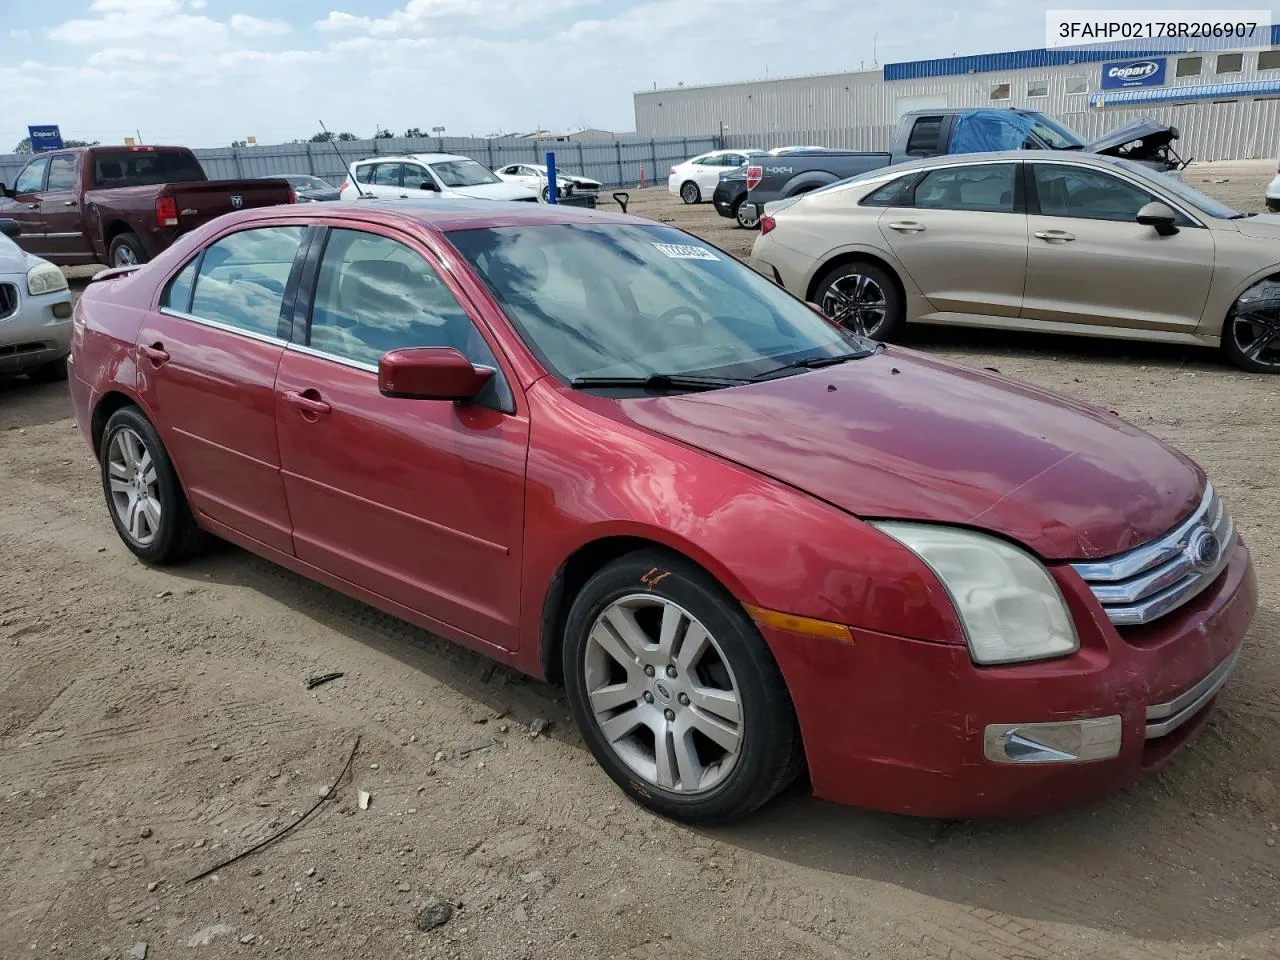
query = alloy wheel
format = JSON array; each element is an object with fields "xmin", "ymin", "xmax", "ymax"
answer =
[
  {"xmin": 736, "ymin": 201, "xmax": 760, "ymax": 229},
  {"xmin": 583, "ymin": 594, "xmax": 743, "ymax": 795},
  {"xmin": 680, "ymin": 182, "xmax": 699, "ymax": 204},
  {"xmin": 1231, "ymin": 303, "xmax": 1280, "ymax": 370},
  {"xmin": 822, "ymin": 273, "xmax": 887, "ymax": 336},
  {"xmin": 113, "ymin": 245, "xmax": 139, "ymax": 267},
  {"xmin": 107, "ymin": 427, "xmax": 162, "ymax": 546}
]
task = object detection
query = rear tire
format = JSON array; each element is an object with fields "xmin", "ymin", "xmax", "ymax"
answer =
[
  {"xmin": 562, "ymin": 549, "xmax": 803, "ymax": 824},
  {"xmin": 680, "ymin": 181, "xmax": 701, "ymax": 205},
  {"xmin": 107, "ymin": 232, "xmax": 148, "ymax": 268},
  {"xmin": 26, "ymin": 357, "xmax": 68, "ymax": 383},
  {"xmin": 733, "ymin": 198, "xmax": 760, "ymax": 230},
  {"xmin": 813, "ymin": 261, "xmax": 905, "ymax": 342},
  {"xmin": 100, "ymin": 406, "xmax": 208, "ymax": 564}
]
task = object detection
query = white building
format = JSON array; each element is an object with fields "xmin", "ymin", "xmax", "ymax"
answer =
[{"xmin": 634, "ymin": 37, "xmax": 1280, "ymax": 161}]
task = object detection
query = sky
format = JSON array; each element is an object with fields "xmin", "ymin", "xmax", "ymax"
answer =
[{"xmin": 0, "ymin": 0, "xmax": 1245, "ymax": 150}]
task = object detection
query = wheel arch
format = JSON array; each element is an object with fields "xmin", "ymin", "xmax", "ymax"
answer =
[
  {"xmin": 805, "ymin": 249, "xmax": 906, "ymax": 304},
  {"xmin": 91, "ymin": 388, "xmax": 145, "ymax": 457},
  {"xmin": 537, "ymin": 532, "xmax": 751, "ymax": 686}
]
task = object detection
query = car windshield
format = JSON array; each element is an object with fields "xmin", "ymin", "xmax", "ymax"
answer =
[
  {"xmin": 430, "ymin": 160, "xmax": 501, "ymax": 187},
  {"xmin": 296, "ymin": 176, "xmax": 332, "ymax": 189},
  {"xmin": 447, "ymin": 223, "xmax": 872, "ymax": 387},
  {"xmin": 1029, "ymin": 115, "xmax": 1086, "ymax": 150},
  {"xmin": 1115, "ymin": 160, "xmax": 1242, "ymax": 219},
  {"xmin": 91, "ymin": 150, "xmax": 206, "ymax": 187}
]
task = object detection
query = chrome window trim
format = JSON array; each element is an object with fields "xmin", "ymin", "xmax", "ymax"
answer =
[
  {"xmin": 1070, "ymin": 485, "xmax": 1235, "ymax": 626},
  {"xmin": 158, "ymin": 307, "xmax": 286, "ymax": 347},
  {"xmin": 286, "ymin": 341, "xmax": 378, "ymax": 374},
  {"xmin": 1145, "ymin": 646, "xmax": 1240, "ymax": 739}
]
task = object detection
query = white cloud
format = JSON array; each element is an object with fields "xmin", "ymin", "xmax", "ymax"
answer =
[
  {"xmin": 229, "ymin": 14, "xmax": 293, "ymax": 36},
  {"xmin": 9, "ymin": 29, "xmax": 32, "ymax": 39},
  {"xmin": 315, "ymin": 0, "xmax": 598, "ymax": 33}
]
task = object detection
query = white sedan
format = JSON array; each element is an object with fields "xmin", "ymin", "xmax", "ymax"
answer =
[
  {"xmin": 668, "ymin": 149, "xmax": 764, "ymax": 204},
  {"xmin": 0, "ymin": 218, "xmax": 74, "ymax": 381},
  {"xmin": 496, "ymin": 163, "xmax": 600, "ymax": 202}
]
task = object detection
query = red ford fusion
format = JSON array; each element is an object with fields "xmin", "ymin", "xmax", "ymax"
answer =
[{"xmin": 68, "ymin": 200, "xmax": 1257, "ymax": 823}]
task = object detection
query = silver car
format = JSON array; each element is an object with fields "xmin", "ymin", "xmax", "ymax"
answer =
[{"xmin": 0, "ymin": 219, "xmax": 74, "ymax": 380}]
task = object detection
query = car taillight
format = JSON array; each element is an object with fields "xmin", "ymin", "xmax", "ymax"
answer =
[
  {"xmin": 155, "ymin": 195, "xmax": 178, "ymax": 227},
  {"xmin": 287, "ymin": 188, "xmax": 297, "ymax": 204},
  {"xmin": 340, "ymin": 180, "xmax": 350, "ymax": 192},
  {"xmin": 746, "ymin": 166, "xmax": 763, "ymax": 190},
  {"xmin": 670, "ymin": 167, "xmax": 677, "ymax": 176},
  {"xmin": 760, "ymin": 215, "xmax": 776, "ymax": 235}
]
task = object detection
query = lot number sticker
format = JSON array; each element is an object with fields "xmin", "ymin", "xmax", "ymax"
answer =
[{"xmin": 652, "ymin": 243, "xmax": 720, "ymax": 261}]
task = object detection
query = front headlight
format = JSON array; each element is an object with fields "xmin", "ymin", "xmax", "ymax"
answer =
[
  {"xmin": 872, "ymin": 522, "xmax": 1078, "ymax": 665},
  {"xmin": 27, "ymin": 263, "xmax": 68, "ymax": 297}
]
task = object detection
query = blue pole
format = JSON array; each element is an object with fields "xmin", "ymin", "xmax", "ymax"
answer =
[{"xmin": 545, "ymin": 150, "xmax": 558, "ymax": 204}]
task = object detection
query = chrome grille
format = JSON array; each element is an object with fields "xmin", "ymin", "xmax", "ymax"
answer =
[
  {"xmin": 0, "ymin": 283, "xmax": 17, "ymax": 320},
  {"xmin": 1070, "ymin": 485, "xmax": 1234, "ymax": 627}
]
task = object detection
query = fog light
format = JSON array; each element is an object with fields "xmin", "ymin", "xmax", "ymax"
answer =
[
  {"xmin": 52, "ymin": 301, "xmax": 72, "ymax": 319},
  {"xmin": 983, "ymin": 716, "xmax": 1122, "ymax": 764}
]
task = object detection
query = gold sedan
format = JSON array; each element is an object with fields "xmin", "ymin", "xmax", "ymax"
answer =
[{"xmin": 749, "ymin": 152, "xmax": 1280, "ymax": 373}]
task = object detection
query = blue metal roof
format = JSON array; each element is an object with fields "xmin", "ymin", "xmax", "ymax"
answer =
[
  {"xmin": 1090, "ymin": 78, "xmax": 1280, "ymax": 107},
  {"xmin": 884, "ymin": 26, "xmax": 1280, "ymax": 81}
]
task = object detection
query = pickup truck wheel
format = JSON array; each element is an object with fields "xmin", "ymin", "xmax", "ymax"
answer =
[
  {"xmin": 815, "ymin": 262, "xmax": 904, "ymax": 342},
  {"xmin": 680, "ymin": 182, "xmax": 701, "ymax": 205},
  {"xmin": 733, "ymin": 199, "xmax": 760, "ymax": 230},
  {"xmin": 108, "ymin": 233, "xmax": 148, "ymax": 268}
]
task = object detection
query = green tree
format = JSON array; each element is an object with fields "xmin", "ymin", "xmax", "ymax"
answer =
[
  {"xmin": 336, "ymin": 132, "xmax": 358, "ymax": 141},
  {"xmin": 373, "ymin": 128, "xmax": 395, "ymax": 139},
  {"xmin": 309, "ymin": 131, "xmax": 335, "ymax": 143},
  {"xmin": 231, "ymin": 139, "xmax": 248, "ymax": 148},
  {"xmin": 403, "ymin": 127, "xmax": 427, "ymax": 138}
]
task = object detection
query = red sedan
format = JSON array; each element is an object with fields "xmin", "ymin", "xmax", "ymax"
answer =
[{"xmin": 68, "ymin": 200, "xmax": 1257, "ymax": 823}]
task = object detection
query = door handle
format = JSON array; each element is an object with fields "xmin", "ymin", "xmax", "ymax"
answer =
[
  {"xmin": 26, "ymin": 203, "xmax": 39, "ymax": 210},
  {"xmin": 138, "ymin": 343, "xmax": 170, "ymax": 365},
  {"xmin": 887, "ymin": 221, "xmax": 925, "ymax": 233},
  {"xmin": 284, "ymin": 390, "xmax": 332, "ymax": 416},
  {"xmin": 1035, "ymin": 230, "xmax": 1076, "ymax": 242},
  {"xmin": 64, "ymin": 200, "xmax": 77, "ymax": 206}
]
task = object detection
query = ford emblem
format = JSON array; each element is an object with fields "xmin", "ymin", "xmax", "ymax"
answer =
[{"xmin": 1186, "ymin": 526, "xmax": 1221, "ymax": 572}]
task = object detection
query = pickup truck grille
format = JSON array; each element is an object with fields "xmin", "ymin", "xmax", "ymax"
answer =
[
  {"xmin": 0, "ymin": 282, "xmax": 17, "ymax": 320},
  {"xmin": 1069, "ymin": 486, "xmax": 1234, "ymax": 627}
]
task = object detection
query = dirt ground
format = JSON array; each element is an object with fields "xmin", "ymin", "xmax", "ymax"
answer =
[{"xmin": 2, "ymin": 161, "xmax": 1278, "ymax": 960}]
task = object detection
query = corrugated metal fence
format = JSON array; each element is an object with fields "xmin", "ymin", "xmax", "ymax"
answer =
[
  {"xmin": 0, "ymin": 134, "xmax": 719, "ymax": 192},
  {"xmin": 723, "ymin": 100, "xmax": 1280, "ymax": 162}
]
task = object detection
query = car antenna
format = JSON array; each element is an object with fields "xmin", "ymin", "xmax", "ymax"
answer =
[{"xmin": 320, "ymin": 120, "xmax": 366, "ymax": 199}]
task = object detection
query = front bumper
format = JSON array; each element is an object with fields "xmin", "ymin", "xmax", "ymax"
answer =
[
  {"xmin": 0, "ymin": 280, "xmax": 73, "ymax": 374},
  {"xmin": 763, "ymin": 538, "xmax": 1257, "ymax": 818}
]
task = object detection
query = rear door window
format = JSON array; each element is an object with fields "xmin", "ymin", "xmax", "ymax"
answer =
[
  {"xmin": 904, "ymin": 116, "xmax": 943, "ymax": 156},
  {"xmin": 371, "ymin": 164, "xmax": 402, "ymax": 187},
  {"xmin": 188, "ymin": 226, "xmax": 305, "ymax": 338},
  {"xmin": 912, "ymin": 163, "xmax": 1017, "ymax": 213},
  {"xmin": 46, "ymin": 154, "xmax": 78, "ymax": 191}
]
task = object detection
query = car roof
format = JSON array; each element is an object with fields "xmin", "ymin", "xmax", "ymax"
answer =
[
  {"xmin": 352, "ymin": 153, "xmax": 470, "ymax": 165},
  {"xmin": 872, "ymin": 150, "xmax": 1132, "ymax": 175},
  {"xmin": 217, "ymin": 197, "xmax": 643, "ymax": 233}
]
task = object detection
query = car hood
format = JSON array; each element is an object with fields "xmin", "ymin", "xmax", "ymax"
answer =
[
  {"xmin": 0, "ymin": 235, "xmax": 42, "ymax": 275},
  {"xmin": 621, "ymin": 349, "xmax": 1203, "ymax": 560},
  {"xmin": 1086, "ymin": 117, "xmax": 1178, "ymax": 154},
  {"xmin": 1227, "ymin": 213, "xmax": 1280, "ymax": 239},
  {"xmin": 450, "ymin": 182, "xmax": 539, "ymax": 201}
]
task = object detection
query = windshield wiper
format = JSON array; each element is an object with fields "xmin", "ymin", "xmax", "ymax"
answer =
[
  {"xmin": 752, "ymin": 351, "xmax": 870, "ymax": 380},
  {"xmin": 569, "ymin": 373, "xmax": 748, "ymax": 391}
]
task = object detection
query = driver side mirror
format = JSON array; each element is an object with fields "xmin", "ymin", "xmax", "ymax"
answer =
[
  {"xmin": 420, "ymin": 179, "xmax": 439, "ymax": 191},
  {"xmin": 1136, "ymin": 201, "xmax": 1179, "ymax": 236},
  {"xmin": 0, "ymin": 218, "xmax": 19, "ymax": 239},
  {"xmin": 378, "ymin": 347, "xmax": 493, "ymax": 401}
]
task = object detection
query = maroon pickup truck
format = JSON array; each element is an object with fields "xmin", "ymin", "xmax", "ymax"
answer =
[{"xmin": 0, "ymin": 145, "xmax": 294, "ymax": 267}]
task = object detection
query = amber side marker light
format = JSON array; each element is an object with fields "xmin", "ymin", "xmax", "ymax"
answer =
[{"xmin": 742, "ymin": 604, "xmax": 854, "ymax": 644}]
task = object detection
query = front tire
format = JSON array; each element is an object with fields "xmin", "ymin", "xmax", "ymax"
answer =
[
  {"xmin": 100, "ymin": 406, "xmax": 207, "ymax": 564},
  {"xmin": 107, "ymin": 232, "xmax": 148, "ymax": 268},
  {"xmin": 813, "ymin": 261, "xmax": 905, "ymax": 341},
  {"xmin": 1222, "ymin": 281, "xmax": 1280, "ymax": 373},
  {"xmin": 562, "ymin": 549, "xmax": 803, "ymax": 824},
  {"xmin": 679, "ymin": 181, "xmax": 701, "ymax": 205}
]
